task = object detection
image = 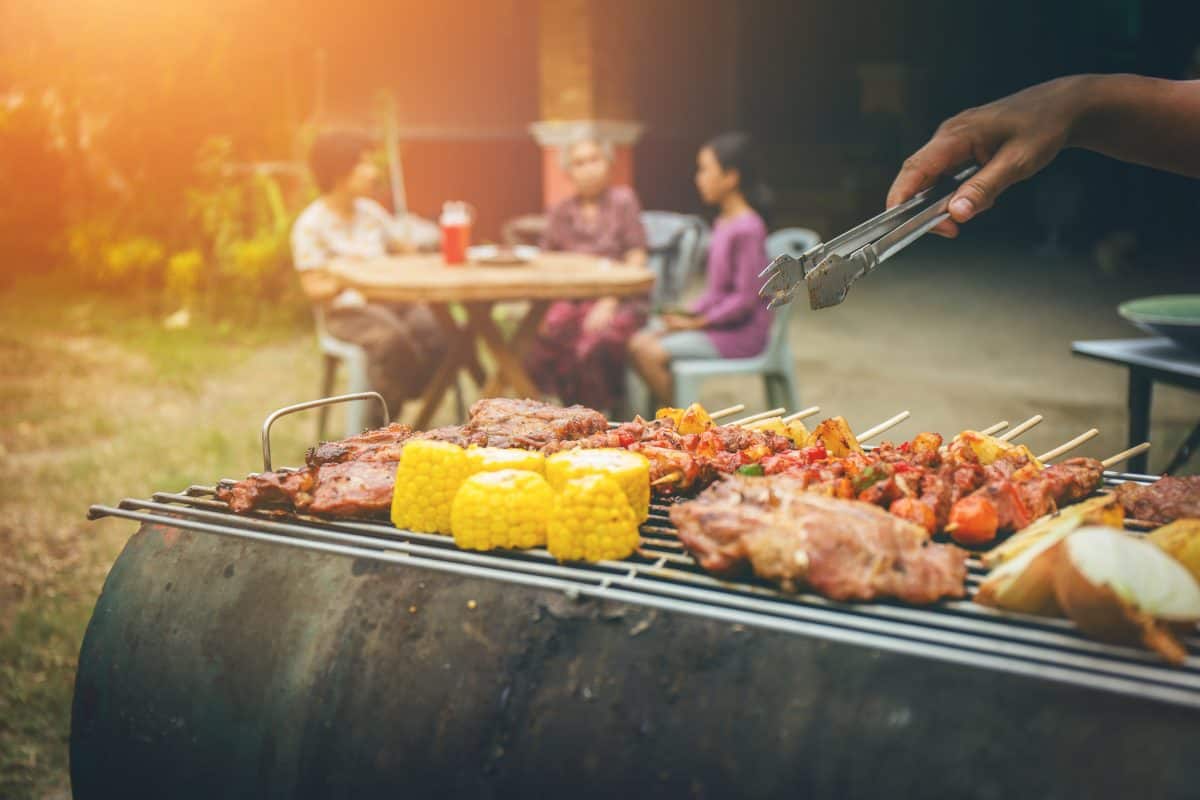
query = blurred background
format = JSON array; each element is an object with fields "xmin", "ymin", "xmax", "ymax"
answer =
[{"xmin": 1, "ymin": 1, "xmax": 1198, "ymax": 796}]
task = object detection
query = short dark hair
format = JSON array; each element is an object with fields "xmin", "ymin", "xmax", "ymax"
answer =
[
  {"xmin": 704, "ymin": 131, "xmax": 773, "ymax": 223},
  {"xmin": 309, "ymin": 129, "xmax": 376, "ymax": 193}
]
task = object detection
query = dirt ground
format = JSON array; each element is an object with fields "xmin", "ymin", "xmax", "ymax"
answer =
[{"xmin": 1, "ymin": 238, "xmax": 1197, "ymax": 797}]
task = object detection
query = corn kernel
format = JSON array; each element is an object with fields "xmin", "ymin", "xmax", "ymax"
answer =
[
  {"xmin": 545, "ymin": 448, "xmax": 650, "ymax": 521},
  {"xmin": 451, "ymin": 469, "xmax": 554, "ymax": 551},
  {"xmin": 391, "ymin": 440, "xmax": 470, "ymax": 534},
  {"xmin": 548, "ymin": 474, "xmax": 640, "ymax": 562},
  {"xmin": 465, "ymin": 446, "xmax": 546, "ymax": 476}
]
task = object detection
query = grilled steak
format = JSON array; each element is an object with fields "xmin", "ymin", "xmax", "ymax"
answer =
[
  {"xmin": 455, "ymin": 397, "xmax": 609, "ymax": 449},
  {"xmin": 294, "ymin": 461, "xmax": 397, "ymax": 518},
  {"xmin": 1114, "ymin": 475, "xmax": 1200, "ymax": 524},
  {"xmin": 306, "ymin": 423, "xmax": 418, "ymax": 466},
  {"xmin": 670, "ymin": 475, "xmax": 968, "ymax": 604},
  {"xmin": 221, "ymin": 468, "xmax": 314, "ymax": 513},
  {"xmin": 218, "ymin": 398, "xmax": 609, "ymax": 518}
]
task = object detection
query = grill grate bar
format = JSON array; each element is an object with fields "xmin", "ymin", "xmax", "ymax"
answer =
[
  {"xmin": 89, "ymin": 500, "xmax": 1200, "ymax": 709},
  {"xmin": 98, "ymin": 465, "xmax": 1200, "ymax": 708},
  {"xmin": 160, "ymin": 486, "xmax": 1200, "ymax": 652},
  {"xmin": 152, "ymin": 487, "xmax": 1200, "ymax": 651},
  {"xmin": 108, "ymin": 487, "xmax": 1200, "ymax": 689}
]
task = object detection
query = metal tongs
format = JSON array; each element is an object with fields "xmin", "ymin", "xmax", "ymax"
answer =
[{"xmin": 759, "ymin": 165, "xmax": 980, "ymax": 309}]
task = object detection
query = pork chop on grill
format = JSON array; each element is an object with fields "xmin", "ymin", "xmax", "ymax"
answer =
[
  {"xmin": 669, "ymin": 475, "xmax": 968, "ymax": 604},
  {"xmin": 456, "ymin": 397, "xmax": 609, "ymax": 449},
  {"xmin": 305, "ymin": 423, "xmax": 418, "ymax": 466}
]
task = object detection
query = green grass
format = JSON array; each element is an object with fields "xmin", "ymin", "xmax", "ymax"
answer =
[{"xmin": 0, "ymin": 275, "xmax": 326, "ymax": 798}]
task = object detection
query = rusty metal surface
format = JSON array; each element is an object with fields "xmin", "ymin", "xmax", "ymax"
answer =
[{"xmin": 72, "ymin": 522, "xmax": 1200, "ymax": 799}]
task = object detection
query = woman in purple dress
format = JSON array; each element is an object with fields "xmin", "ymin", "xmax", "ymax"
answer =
[
  {"xmin": 524, "ymin": 136, "xmax": 649, "ymax": 413},
  {"xmin": 628, "ymin": 132, "xmax": 771, "ymax": 406}
]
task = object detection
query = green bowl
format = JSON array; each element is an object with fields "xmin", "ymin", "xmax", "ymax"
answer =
[{"xmin": 1118, "ymin": 294, "xmax": 1200, "ymax": 352}]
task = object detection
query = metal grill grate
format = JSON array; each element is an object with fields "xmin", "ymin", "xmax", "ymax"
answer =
[{"xmin": 88, "ymin": 469, "xmax": 1200, "ymax": 710}]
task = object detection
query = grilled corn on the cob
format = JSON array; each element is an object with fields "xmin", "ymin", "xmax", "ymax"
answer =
[
  {"xmin": 390, "ymin": 440, "xmax": 470, "ymax": 534},
  {"xmin": 465, "ymin": 446, "xmax": 545, "ymax": 476},
  {"xmin": 545, "ymin": 448, "xmax": 650, "ymax": 521},
  {"xmin": 548, "ymin": 474, "xmax": 640, "ymax": 562},
  {"xmin": 451, "ymin": 469, "xmax": 554, "ymax": 551}
]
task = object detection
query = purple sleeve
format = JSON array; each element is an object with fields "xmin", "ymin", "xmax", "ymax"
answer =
[
  {"xmin": 697, "ymin": 228, "xmax": 767, "ymax": 328},
  {"xmin": 688, "ymin": 288, "xmax": 718, "ymax": 316},
  {"xmin": 615, "ymin": 187, "xmax": 647, "ymax": 253}
]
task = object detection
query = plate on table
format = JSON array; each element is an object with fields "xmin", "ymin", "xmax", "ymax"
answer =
[
  {"xmin": 1118, "ymin": 295, "xmax": 1200, "ymax": 353},
  {"xmin": 467, "ymin": 245, "xmax": 540, "ymax": 266}
]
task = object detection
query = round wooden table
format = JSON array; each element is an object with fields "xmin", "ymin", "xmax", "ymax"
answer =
[{"xmin": 330, "ymin": 252, "xmax": 655, "ymax": 427}]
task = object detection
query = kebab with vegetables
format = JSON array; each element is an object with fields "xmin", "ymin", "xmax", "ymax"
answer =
[{"xmin": 757, "ymin": 426, "xmax": 1105, "ymax": 545}]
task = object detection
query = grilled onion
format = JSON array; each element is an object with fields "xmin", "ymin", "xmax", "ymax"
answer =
[
  {"xmin": 1053, "ymin": 526, "xmax": 1200, "ymax": 665},
  {"xmin": 974, "ymin": 520, "xmax": 1074, "ymax": 615}
]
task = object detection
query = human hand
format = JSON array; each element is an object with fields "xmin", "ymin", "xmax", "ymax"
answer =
[
  {"xmin": 887, "ymin": 76, "xmax": 1092, "ymax": 236},
  {"xmin": 582, "ymin": 297, "xmax": 619, "ymax": 335},
  {"xmin": 661, "ymin": 312, "xmax": 705, "ymax": 332}
]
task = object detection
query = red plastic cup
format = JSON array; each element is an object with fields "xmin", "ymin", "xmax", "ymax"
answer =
[{"xmin": 441, "ymin": 222, "xmax": 470, "ymax": 265}]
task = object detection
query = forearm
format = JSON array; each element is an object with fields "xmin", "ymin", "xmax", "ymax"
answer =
[
  {"xmin": 701, "ymin": 295, "xmax": 752, "ymax": 328},
  {"xmin": 1070, "ymin": 75, "xmax": 1200, "ymax": 177},
  {"xmin": 298, "ymin": 270, "xmax": 341, "ymax": 303}
]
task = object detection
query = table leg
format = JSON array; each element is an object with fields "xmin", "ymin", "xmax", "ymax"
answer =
[
  {"xmin": 413, "ymin": 304, "xmax": 474, "ymax": 430},
  {"xmin": 466, "ymin": 302, "xmax": 544, "ymax": 399},
  {"xmin": 1127, "ymin": 368, "xmax": 1153, "ymax": 474},
  {"xmin": 451, "ymin": 303, "xmax": 487, "ymax": 388},
  {"xmin": 1164, "ymin": 420, "xmax": 1200, "ymax": 476}
]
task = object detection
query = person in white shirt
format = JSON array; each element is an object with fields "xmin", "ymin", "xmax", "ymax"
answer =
[{"xmin": 291, "ymin": 129, "xmax": 445, "ymax": 423}]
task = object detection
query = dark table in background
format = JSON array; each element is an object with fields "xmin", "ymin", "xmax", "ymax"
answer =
[{"xmin": 1072, "ymin": 337, "xmax": 1200, "ymax": 474}]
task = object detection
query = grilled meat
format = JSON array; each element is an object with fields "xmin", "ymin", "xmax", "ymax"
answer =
[
  {"xmin": 219, "ymin": 398, "xmax": 609, "ymax": 517},
  {"xmin": 220, "ymin": 468, "xmax": 314, "ymax": 513},
  {"xmin": 1115, "ymin": 475, "xmax": 1200, "ymax": 524},
  {"xmin": 221, "ymin": 461, "xmax": 397, "ymax": 518},
  {"xmin": 305, "ymin": 423, "xmax": 417, "ymax": 466},
  {"xmin": 549, "ymin": 416, "xmax": 794, "ymax": 494},
  {"xmin": 669, "ymin": 475, "xmax": 968, "ymax": 604},
  {"xmin": 455, "ymin": 397, "xmax": 608, "ymax": 449},
  {"xmin": 945, "ymin": 458, "xmax": 1104, "ymax": 544},
  {"xmin": 296, "ymin": 460, "xmax": 397, "ymax": 518}
]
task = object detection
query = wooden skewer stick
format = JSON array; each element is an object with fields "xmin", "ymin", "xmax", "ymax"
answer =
[
  {"xmin": 997, "ymin": 414, "xmax": 1044, "ymax": 442},
  {"xmin": 783, "ymin": 406, "xmax": 821, "ymax": 423},
  {"xmin": 1101, "ymin": 442, "xmax": 1151, "ymax": 470},
  {"xmin": 1036, "ymin": 428, "xmax": 1100, "ymax": 462},
  {"xmin": 856, "ymin": 411, "xmax": 911, "ymax": 443},
  {"xmin": 729, "ymin": 407, "xmax": 787, "ymax": 427},
  {"xmin": 978, "ymin": 420, "xmax": 1009, "ymax": 436},
  {"xmin": 745, "ymin": 416, "xmax": 785, "ymax": 431},
  {"xmin": 651, "ymin": 471, "xmax": 685, "ymax": 487},
  {"xmin": 707, "ymin": 404, "xmax": 746, "ymax": 421}
]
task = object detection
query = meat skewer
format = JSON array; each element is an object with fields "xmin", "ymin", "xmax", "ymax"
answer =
[
  {"xmin": 783, "ymin": 406, "xmax": 822, "ymax": 423},
  {"xmin": 945, "ymin": 457, "xmax": 1105, "ymax": 545},
  {"xmin": 978, "ymin": 420, "xmax": 1010, "ymax": 436},
  {"xmin": 1101, "ymin": 442, "xmax": 1151, "ymax": 469},
  {"xmin": 1036, "ymin": 428, "xmax": 1099, "ymax": 462},
  {"xmin": 997, "ymin": 414, "xmax": 1044, "ymax": 442},
  {"xmin": 729, "ymin": 407, "xmax": 788, "ymax": 427},
  {"xmin": 708, "ymin": 404, "xmax": 746, "ymax": 421},
  {"xmin": 857, "ymin": 410, "xmax": 911, "ymax": 442}
]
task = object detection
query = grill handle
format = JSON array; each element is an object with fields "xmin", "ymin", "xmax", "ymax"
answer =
[{"xmin": 261, "ymin": 392, "xmax": 389, "ymax": 471}]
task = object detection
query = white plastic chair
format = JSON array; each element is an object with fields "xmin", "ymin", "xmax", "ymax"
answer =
[
  {"xmin": 314, "ymin": 307, "xmax": 372, "ymax": 440},
  {"xmin": 668, "ymin": 227, "xmax": 820, "ymax": 410}
]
